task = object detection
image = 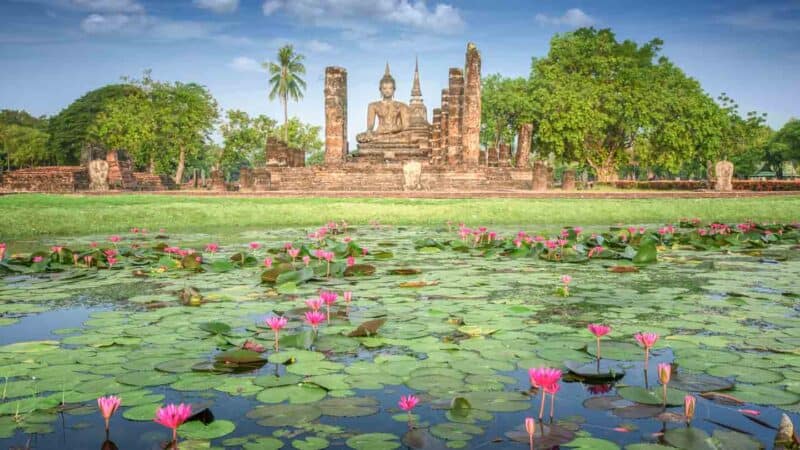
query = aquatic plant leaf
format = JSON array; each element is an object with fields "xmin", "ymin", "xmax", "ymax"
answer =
[
  {"xmin": 178, "ymin": 419, "xmax": 235, "ymax": 439},
  {"xmin": 199, "ymin": 322, "xmax": 231, "ymax": 335},
  {"xmin": 346, "ymin": 433, "xmax": 400, "ymax": 450},
  {"xmin": 348, "ymin": 318, "xmax": 387, "ymax": 337},
  {"xmin": 663, "ymin": 428, "xmax": 715, "ymax": 450},
  {"xmin": 617, "ymin": 387, "xmax": 687, "ymax": 406},
  {"xmin": 247, "ymin": 404, "xmax": 321, "ymax": 427}
]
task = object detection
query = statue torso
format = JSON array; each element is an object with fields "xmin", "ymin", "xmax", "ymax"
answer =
[{"xmin": 372, "ymin": 100, "xmax": 407, "ymax": 133}]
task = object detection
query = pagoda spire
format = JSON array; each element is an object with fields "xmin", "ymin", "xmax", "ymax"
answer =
[{"xmin": 411, "ymin": 56, "xmax": 422, "ymax": 98}]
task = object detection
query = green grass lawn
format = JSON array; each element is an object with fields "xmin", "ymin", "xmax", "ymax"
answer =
[{"xmin": 1, "ymin": 194, "xmax": 799, "ymax": 240}]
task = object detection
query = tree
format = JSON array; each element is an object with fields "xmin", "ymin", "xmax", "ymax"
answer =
[
  {"xmin": 264, "ymin": 45, "xmax": 306, "ymax": 141},
  {"xmin": 278, "ymin": 117, "xmax": 323, "ymax": 165},
  {"xmin": 47, "ymin": 84, "xmax": 139, "ymax": 164},
  {"xmin": 219, "ymin": 110, "xmax": 277, "ymax": 170},
  {"xmin": 90, "ymin": 74, "xmax": 218, "ymax": 183},
  {"xmin": 766, "ymin": 118, "xmax": 800, "ymax": 176},
  {"xmin": 529, "ymin": 28, "xmax": 727, "ymax": 182},
  {"xmin": 2, "ymin": 124, "xmax": 51, "ymax": 167},
  {"xmin": 710, "ymin": 93, "xmax": 771, "ymax": 177},
  {"xmin": 480, "ymin": 75, "xmax": 535, "ymax": 152}
]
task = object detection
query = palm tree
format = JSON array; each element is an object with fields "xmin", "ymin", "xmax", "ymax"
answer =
[{"xmin": 264, "ymin": 45, "xmax": 306, "ymax": 142}]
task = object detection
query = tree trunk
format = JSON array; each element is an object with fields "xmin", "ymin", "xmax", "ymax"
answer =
[
  {"xmin": 149, "ymin": 156, "xmax": 155, "ymax": 174},
  {"xmin": 283, "ymin": 96, "xmax": 288, "ymax": 142},
  {"xmin": 174, "ymin": 147, "xmax": 185, "ymax": 185},
  {"xmin": 592, "ymin": 160, "xmax": 619, "ymax": 183}
]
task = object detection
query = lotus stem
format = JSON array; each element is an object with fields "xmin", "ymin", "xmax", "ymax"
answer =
[
  {"xmin": 529, "ymin": 434, "xmax": 533, "ymax": 450},
  {"xmin": 644, "ymin": 348, "xmax": 650, "ymax": 368},
  {"xmin": 538, "ymin": 390, "xmax": 546, "ymax": 420},
  {"xmin": 662, "ymin": 383, "xmax": 667, "ymax": 408},
  {"xmin": 274, "ymin": 331, "xmax": 279, "ymax": 351},
  {"xmin": 549, "ymin": 392, "xmax": 556, "ymax": 421},
  {"xmin": 596, "ymin": 337, "xmax": 601, "ymax": 360}
]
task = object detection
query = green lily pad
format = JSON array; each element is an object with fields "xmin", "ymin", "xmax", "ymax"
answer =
[
  {"xmin": 178, "ymin": 420, "xmax": 236, "ymax": 439},
  {"xmin": 346, "ymin": 433, "xmax": 400, "ymax": 450},
  {"xmin": 617, "ymin": 386, "xmax": 687, "ymax": 406}
]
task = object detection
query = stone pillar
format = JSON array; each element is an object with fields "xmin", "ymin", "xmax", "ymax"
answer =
[
  {"xmin": 562, "ymin": 169, "xmax": 576, "ymax": 190},
  {"xmin": 239, "ymin": 168, "xmax": 252, "ymax": 191},
  {"xmin": 446, "ymin": 69, "xmax": 464, "ymax": 166},
  {"xmin": 462, "ymin": 43, "xmax": 481, "ymax": 166},
  {"xmin": 532, "ymin": 160, "xmax": 548, "ymax": 191},
  {"xmin": 324, "ymin": 67, "xmax": 347, "ymax": 165},
  {"xmin": 431, "ymin": 108, "xmax": 442, "ymax": 164},
  {"xmin": 714, "ymin": 160, "xmax": 734, "ymax": 191},
  {"xmin": 487, "ymin": 146, "xmax": 498, "ymax": 166},
  {"xmin": 516, "ymin": 123, "xmax": 532, "ymax": 168}
]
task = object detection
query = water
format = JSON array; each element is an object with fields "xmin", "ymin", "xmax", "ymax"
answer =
[{"xmin": 0, "ymin": 225, "xmax": 798, "ymax": 449}]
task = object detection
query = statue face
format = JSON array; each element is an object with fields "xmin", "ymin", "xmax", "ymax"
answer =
[{"xmin": 380, "ymin": 81, "xmax": 395, "ymax": 99}]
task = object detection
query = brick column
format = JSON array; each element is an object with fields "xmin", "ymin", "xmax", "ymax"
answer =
[
  {"xmin": 446, "ymin": 68, "xmax": 464, "ymax": 166},
  {"xmin": 324, "ymin": 67, "xmax": 347, "ymax": 165},
  {"xmin": 462, "ymin": 43, "xmax": 481, "ymax": 166},
  {"xmin": 516, "ymin": 123, "xmax": 533, "ymax": 168}
]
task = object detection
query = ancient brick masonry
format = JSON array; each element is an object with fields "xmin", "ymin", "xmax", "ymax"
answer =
[
  {"xmin": 516, "ymin": 123, "xmax": 533, "ymax": 168},
  {"xmin": 1, "ymin": 167, "xmax": 89, "ymax": 192},
  {"xmin": 265, "ymin": 137, "xmax": 305, "ymax": 167},
  {"xmin": 324, "ymin": 67, "xmax": 347, "ymax": 165},
  {"xmin": 462, "ymin": 43, "xmax": 481, "ymax": 166},
  {"xmin": 446, "ymin": 68, "xmax": 464, "ymax": 166}
]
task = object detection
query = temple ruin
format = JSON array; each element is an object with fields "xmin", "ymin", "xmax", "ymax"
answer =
[{"xmin": 262, "ymin": 42, "xmax": 533, "ymax": 191}]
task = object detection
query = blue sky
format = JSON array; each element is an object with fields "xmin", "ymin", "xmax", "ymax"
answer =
[{"xmin": 1, "ymin": 0, "xmax": 798, "ymax": 143}]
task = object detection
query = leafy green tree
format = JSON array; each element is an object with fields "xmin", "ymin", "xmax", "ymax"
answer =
[
  {"xmin": 480, "ymin": 75, "xmax": 535, "ymax": 152},
  {"xmin": 529, "ymin": 28, "xmax": 727, "ymax": 182},
  {"xmin": 710, "ymin": 93, "xmax": 771, "ymax": 177},
  {"xmin": 91, "ymin": 74, "xmax": 218, "ymax": 183},
  {"xmin": 264, "ymin": 45, "xmax": 306, "ymax": 141},
  {"xmin": 278, "ymin": 117, "xmax": 322, "ymax": 164},
  {"xmin": 220, "ymin": 110, "xmax": 277, "ymax": 169},
  {"xmin": 0, "ymin": 110, "xmax": 47, "ymax": 129},
  {"xmin": 47, "ymin": 84, "xmax": 139, "ymax": 164},
  {"xmin": 766, "ymin": 118, "xmax": 800, "ymax": 176},
  {"xmin": 2, "ymin": 124, "xmax": 51, "ymax": 167}
]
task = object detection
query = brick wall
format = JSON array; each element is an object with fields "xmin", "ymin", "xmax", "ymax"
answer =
[{"xmin": 1, "ymin": 166, "xmax": 89, "ymax": 192}]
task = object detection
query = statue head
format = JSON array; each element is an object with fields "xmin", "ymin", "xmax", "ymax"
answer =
[{"xmin": 380, "ymin": 62, "xmax": 395, "ymax": 99}]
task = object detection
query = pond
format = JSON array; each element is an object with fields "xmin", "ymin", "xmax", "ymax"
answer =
[{"xmin": 0, "ymin": 222, "xmax": 798, "ymax": 450}]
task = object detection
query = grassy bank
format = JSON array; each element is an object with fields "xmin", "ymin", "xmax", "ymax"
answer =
[{"xmin": 1, "ymin": 194, "xmax": 799, "ymax": 240}]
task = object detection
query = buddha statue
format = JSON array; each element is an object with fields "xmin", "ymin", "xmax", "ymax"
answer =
[{"xmin": 356, "ymin": 64, "xmax": 413, "ymax": 144}]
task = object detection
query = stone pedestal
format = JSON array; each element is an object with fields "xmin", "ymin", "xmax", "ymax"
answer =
[
  {"xmin": 714, "ymin": 160, "xmax": 734, "ymax": 191},
  {"xmin": 532, "ymin": 160, "xmax": 548, "ymax": 191},
  {"xmin": 324, "ymin": 67, "xmax": 347, "ymax": 165},
  {"xmin": 516, "ymin": 123, "xmax": 532, "ymax": 168},
  {"xmin": 462, "ymin": 43, "xmax": 481, "ymax": 166},
  {"xmin": 88, "ymin": 160, "xmax": 109, "ymax": 191},
  {"xmin": 562, "ymin": 169, "xmax": 576, "ymax": 190}
]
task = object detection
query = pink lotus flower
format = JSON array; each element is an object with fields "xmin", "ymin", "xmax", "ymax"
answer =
[
  {"xmin": 131, "ymin": 227, "xmax": 139, "ymax": 233},
  {"xmin": 97, "ymin": 395, "xmax": 121, "ymax": 431},
  {"xmin": 154, "ymin": 403, "xmax": 192, "ymax": 443},
  {"xmin": 107, "ymin": 256, "xmax": 117, "ymax": 268},
  {"xmin": 343, "ymin": 291, "xmax": 353, "ymax": 303},
  {"xmin": 323, "ymin": 251, "xmax": 334, "ymax": 262},
  {"xmin": 108, "ymin": 235, "xmax": 121, "ymax": 243},
  {"xmin": 634, "ymin": 332, "xmax": 659, "ymax": 367},
  {"xmin": 306, "ymin": 297, "xmax": 323, "ymax": 311},
  {"xmin": 587, "ymin": 384, "xmax": 612, "ymax": 395},
  {"xmin": 684, "ymin": 395, "xmax": 695, "ymax": 423},
  {"xmin": 346, "ymin": 255, "xmax": 356, "ymax": 267},
  {"xmin": 51, "ymin": 246, "xmax": 63, "ymax": 253},
  {"xmin": 398, "ymin": 395, "xmax": 419, "ymax": 412},
  {"xmin": 90, "ymin": 241, "xmax": 98, "ymax": 248},
  {"xmin": 84, "ymin": 255, "xmax": 93, "ymax": 266},
  {"xmin": 263, "ymin": 257, "xmax": 273, "ymax": 268},
  {"xmin": 574, "ymin": 226, "xmax": 583, "ymax": 235},
  {"xmin": 205, "ymin": 243, "xmax": 219, "ymax": 253},
  {"xmin": 32, "ymin": 256, "xmax": 43, "ymax": 263},
  {"xmin": 242, "ymin": 340, "xmax": 265, "ymax": 353},
  {"xmin": 104, "ymin": 249, "xmax": 117, "ymax": 258},
  {"xmin": 265, "ymin": 315, "xmax": 288, "ymax": 350},
  {"xmin": 284, "ymin": 242, "xmax": 293, "ymax": 250},
  {"xmin": 362, "ymin": 247, "xmax": 368, "ymax": 256},
  {"xmin": 304, "ymin": 311, "xmax": 326, "ymax": 331},
  {"xmin": 321, "ymin": 291, "xmax": 338, "ymax": 321},
  {"xmin": 529, "ymin": 367, "xmax": 562, "ymax": 420},
  {"xmin": 249, "ymin": 242, "xmax": 261, "ymax": 251},
  {"xmin": 0, "ymin": 243, "xmax": 5, "ymax": 260},
  {"xmin": 288, "ymin": 248, "xmax": 300, "ymax": 260},
  {"xmin": 588, "ymin": 324, "xmax": 611, "ymax": 360},
  {"xmin": 302, "ymin": 255, "xmax": 311, "ymax": 266},
  {"xmin": 73, "ymin": 254, "xmax": 79, "ymax": 265},
  {"xmin": 525, "ymin": 417, "xmax": 535, "ymax": 449}
]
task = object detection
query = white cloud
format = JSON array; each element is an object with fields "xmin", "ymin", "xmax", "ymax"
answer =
[
  {"xmin": 535, "ymin": 8, "xmax": 595, "ymax": 28},
  {"xmin": 80, "ymin": 12, "xmax": 223, "ymax": 40},
  {"xmin": 261, "ymin": 0, "xmax": 464, "ymax": 34},
  {"xmin": 715, "ymin": 4, "xmax": 800, "ymax": 32},
  {"xmin": 229, "ymin": 56, "xmax": 265, "ymax": 72},
  {"xmin": 193, "ymin": 0, "xmax": 239, "ymax": 14},
  {"xmin": 305, "ymin": 39, "xmax": 333, "ymax": 53},
  {"xmin": 70, "ymin": 0, "xmax": 143, "ymax": 13}
]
